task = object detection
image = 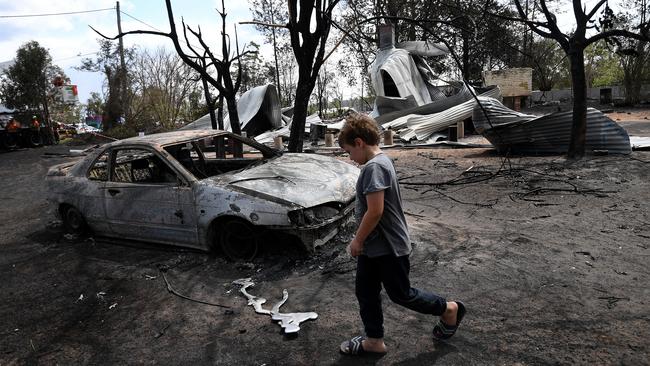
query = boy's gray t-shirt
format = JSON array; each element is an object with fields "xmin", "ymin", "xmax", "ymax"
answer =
[{"xmin": 355, "ymin": 153, "xmax": 411, "ymax": 257}]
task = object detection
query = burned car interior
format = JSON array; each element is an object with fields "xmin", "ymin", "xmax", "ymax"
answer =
[
  {"xmin": 87, "ymin": 149, "xmax": 179, "ymax": 185},
  {"xmin": 164, "ymin": 134, "xmax": 278, "ymax": 179},
  {"xmin": 86, "ymin": 134, "xmax": 281, "ymax": 184}
]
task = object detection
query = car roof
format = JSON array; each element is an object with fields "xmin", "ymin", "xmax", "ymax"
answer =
[{"xmin": 108, "ymin": 130, "xmax": 229, "ymax": 148}]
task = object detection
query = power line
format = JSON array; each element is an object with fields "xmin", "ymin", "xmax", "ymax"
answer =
[
  {"xmin": 120, "ymin": 10, "xmax": 164, "ymax": 32},
  {"xmin": 0, "ymin": 8, "xmax": 114, "ymax": 19},
  {"xmin": 53, "ymin": 52, "xmax": 99, "ymax": 62},
  {"xmin": 119, "ymin": 10, "xmax": 208, "ymax": 53}
]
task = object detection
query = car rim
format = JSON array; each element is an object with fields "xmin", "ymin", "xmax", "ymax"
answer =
[
  {"xmin": 221, "ymin": 220, "xmax": 259, "ymax": 261},
  {"xmin": 30, "ymin": 132, "xmax": 42, "ymax": 145}
]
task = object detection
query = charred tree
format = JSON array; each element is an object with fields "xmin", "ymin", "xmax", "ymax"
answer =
[
  {"xmin": 286, "ymin": 0, "xmax": 340, "ymax": 152},
  {"xmin": 92, "ymin": 0, "xmax": 253, "ymax": 156},
  {"xmin": 508, "ymin": 0, "xmax": 649, "ymax": 158}
]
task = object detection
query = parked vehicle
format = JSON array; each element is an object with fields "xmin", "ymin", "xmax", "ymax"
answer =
[
  {"xmin": 0, "ymin": 111, "xmax": 49, "ymax": 149},
  {"xmin": 46, "ymin": 130, "xmax": 359, "ymax": 260},
  {"xmin": 73, "ymin": 122, "xmax": 101, "ymax": 134}
]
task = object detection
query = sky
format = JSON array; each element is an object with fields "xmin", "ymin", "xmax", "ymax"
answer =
[{"xmin": 0, "ymin": 0, "xmax": 269, "ymax": 103}]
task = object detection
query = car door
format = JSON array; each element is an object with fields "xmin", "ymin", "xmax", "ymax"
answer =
[
  {"xmin": 77, "ymin": 149, "xmax": 110, "ymax": 235},
  {"xmin": 104, "ymin": 147, "xmax": 198, "ymax": 246}
]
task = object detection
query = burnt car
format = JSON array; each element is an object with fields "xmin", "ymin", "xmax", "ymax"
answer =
[{"xmin": 46, "ymin": 130, "xmax": 358, "ymax": 260}]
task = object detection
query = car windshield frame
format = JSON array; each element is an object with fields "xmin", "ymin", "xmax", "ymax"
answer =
[{"xmin": 160, "ymin": 132, "xmax": 281, "ymax": 159}]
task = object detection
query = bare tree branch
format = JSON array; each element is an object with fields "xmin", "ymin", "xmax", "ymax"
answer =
[
  {"xmin": 586, "ymin": 0, "xmax": 608, "ymax": 21},
  {"xmin": 587, "ymin": 28, "xmax": 650, "ymax": 46},
  {"xmin": 89, "ymin": 25, "xmax": 169, "ymax": 41},
  {"xmin": 239, "ymin": 20, "xmax": 286, "ymax": 28}
]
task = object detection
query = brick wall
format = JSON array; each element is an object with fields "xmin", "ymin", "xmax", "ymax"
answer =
[{"xmin": 482, "ymin": 68, "xmax": 533, "ymax": 97}]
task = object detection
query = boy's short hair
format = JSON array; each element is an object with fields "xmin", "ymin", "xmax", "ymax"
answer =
[{"xmin": 338, "ymin": 113, "xmax": 381, "ymax": 147}]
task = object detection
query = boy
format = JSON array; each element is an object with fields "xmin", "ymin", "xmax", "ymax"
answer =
[{"xmin": 338, "ymin": 114, "xmax": 466, "ymax": 355}]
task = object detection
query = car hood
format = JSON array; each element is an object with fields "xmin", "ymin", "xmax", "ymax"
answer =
[{"xmin": 205, "ymin": 153, "xmax": 359, "ymax": 208}]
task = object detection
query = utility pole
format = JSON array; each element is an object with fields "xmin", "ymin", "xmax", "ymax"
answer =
[
  {"xmin": 269, "ymin": 0, "xmax": 282, "ymax": 105},
  {"xmin": 116, "ymin": 1, "xmax": 127, "ymax": 124}
]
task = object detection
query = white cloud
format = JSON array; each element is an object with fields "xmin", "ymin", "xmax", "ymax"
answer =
[{"xmin": 0, "ymin": 0, "xmax": 266, "ymax": 102}]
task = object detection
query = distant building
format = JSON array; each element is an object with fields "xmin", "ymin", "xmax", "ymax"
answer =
[{"xmin": 482, "ymin": 68, "xmax": 533, "ymax": 111}]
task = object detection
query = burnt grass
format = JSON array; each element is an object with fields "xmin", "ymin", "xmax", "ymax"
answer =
[{"xmin": 1, "ymin": 141, "xmax": 649, "ymax": 365}]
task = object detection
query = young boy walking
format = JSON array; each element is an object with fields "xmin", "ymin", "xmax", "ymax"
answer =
[{"xmin": 338, "ymin": 114, "xmax": 466, "ymax": 355}]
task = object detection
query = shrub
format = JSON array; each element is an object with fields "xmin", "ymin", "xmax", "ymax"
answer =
[{"xmin": 104, "ymin": 125, "xmax": 137, "ymax": 139}]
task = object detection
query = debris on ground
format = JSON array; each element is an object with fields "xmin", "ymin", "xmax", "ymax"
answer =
[{"xmin": 232, "ymin": 278, "xmax": 318, "ymax": 334}]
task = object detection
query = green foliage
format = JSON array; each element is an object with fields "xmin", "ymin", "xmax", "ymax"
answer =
[
  {"xmin": 0, "ymin": 41, "xmax": 58, "ymax": 111},
  {"xmin": 104, "ymin": 124, "xmax": 136, "ymax": 140},
  {"xmin": 50, "ymin": 102, "xmax": 83, "ymax": 125},
  {"xmin": 182, "ymin": 90, "xmax": 208, "ymax": 123},
  {"xmin": 612, "ymin": 0, "xmax": 650, "ymax": 104},
  {"xmin": 85, "ymin": 92, "xmax": 105, "ymax": 117},
  {"xmin": 235, "ymin": 42, "xmax": 274, "ymax": 93},
  {"xmin": 129, "ymin": 48, "xmax": 200, "ymax": 132},
  {"xmin": 249, "ymin": 0, "xmax": 296, "ymax": 106},
  {"xmin": 585, "ymin": 42, "xmax": 624, "ymax": 87},
  {"xmin": 529, "ymin": 38, "xmax": 570, "ymax": 90},
  {"xmin": 77, "ymin": 39, "xmax": 136, "ymax": 130}
]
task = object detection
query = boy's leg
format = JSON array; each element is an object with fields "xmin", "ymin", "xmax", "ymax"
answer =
[
  {"xmin": 379, "ymin": 255, "xmax": 447, "ymax": 315},
  {"xmin": 355, "ymin": 255, "xmax": 384, "ymax": 339}
]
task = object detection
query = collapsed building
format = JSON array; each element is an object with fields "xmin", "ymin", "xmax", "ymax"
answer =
[{"xmin": 181, "ymin": 23, "xmax": 634, "ymax": 155}]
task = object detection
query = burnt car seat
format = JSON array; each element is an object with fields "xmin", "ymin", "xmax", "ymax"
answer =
[{"xmin": 131, "ymin": 158, "xmax": 153, "ymax": 182}]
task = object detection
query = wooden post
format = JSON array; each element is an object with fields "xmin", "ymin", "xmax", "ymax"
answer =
[
  {"xmin": 383, "ymin": 129, "xmax": 394, "ymax": 145},
  {"xmin": 456, "ymin": 120, "xmax": 464, "ymax": 139},
  {"xmin": 116, "ymin": 1, "xmax": 127, "ymax": 120},
  {"xmin": 273, "ymin": 136, "xmax": 283, "ymax": 150},
  {"xmin": 324, "ymin": 133, "xmax": 334, "ymax": 147}
]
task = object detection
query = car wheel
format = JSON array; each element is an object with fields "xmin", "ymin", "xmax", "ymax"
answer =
[
  {"xmin": 3, "ymin": 133, "xmax": 19, "ymax": 149},
  {"xmin": 219, "ymin": 219, "xmax": 259, "ymax": 261},
  {"xmin": 63, "ymin": 206, "xmax": 87, "ymax": 233},
  {"xmin": 29, "ymin": 130, "xmax": 42, "ymax": 147}
]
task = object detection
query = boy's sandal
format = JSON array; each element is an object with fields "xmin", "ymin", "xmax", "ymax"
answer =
[
  {"xmin": 433, "ymin": 301, "xmax": 466, "ymax": 341},
  {"xmin": 340, "ymin": 336, "xmax": 387, "ymax": 356}
]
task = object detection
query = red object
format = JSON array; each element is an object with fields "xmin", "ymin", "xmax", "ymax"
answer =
[
  {"xmin": 7, "ymin": 119, "xmax": 21, "ymax": 132},
  {"xmin": 53, "ymin": 76, "xmax": 64, "ymax": 87},
  {"xmin": 72, "ymin": 85, "xmax": 78, "ymax": 96}
]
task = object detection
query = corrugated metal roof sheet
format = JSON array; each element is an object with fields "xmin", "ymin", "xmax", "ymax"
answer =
[
  {"xmin": 382, "ymin": 86, "xmax": 501, "ymax": 141},
  {"xmin": 181, "ymin": 84, "xmax": 282, "ymax": 135},
  {"xmin": 472, "ymin": 97, "xmax": 631, "ymax": 155}
]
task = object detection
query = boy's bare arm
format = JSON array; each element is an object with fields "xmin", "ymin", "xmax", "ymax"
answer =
[{"xmin": 349, "ymin": 190, "xmax": 384, "ymax": 256}]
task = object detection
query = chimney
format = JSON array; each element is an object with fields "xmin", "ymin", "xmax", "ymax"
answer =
[{"xmin": 378, "ymin": 23, "xmax": 395, "ymax": 49}]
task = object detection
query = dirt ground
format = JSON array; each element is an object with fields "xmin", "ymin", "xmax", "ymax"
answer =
[{"xmin": 1, "ymin": 118, "xmax": 649, "ymax": 365}]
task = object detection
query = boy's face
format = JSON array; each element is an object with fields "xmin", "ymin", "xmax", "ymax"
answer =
[{"xmin": 341, "ymin": 138, "xmax": 367, "ymax": 165}]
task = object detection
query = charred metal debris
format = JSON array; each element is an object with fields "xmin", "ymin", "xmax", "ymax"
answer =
[{"xmin": 233, "ymin": 278, "xmax": 318, "ymax": 334}]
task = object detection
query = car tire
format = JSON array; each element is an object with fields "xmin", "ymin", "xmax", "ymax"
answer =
[
  {"xmin": 219, "ymin": 219, "xmax": 259, "ymax": 261},
  {"xmin": 62, "ymin": 205, "xmax": 87, "ymax": 234},
  {"xmin": 29, "ymin": 130, "xmax": 43, "ymax": 147},
  {"xmin": 3, "ymin": 133, "xmax": 19, "ymax": 149}
]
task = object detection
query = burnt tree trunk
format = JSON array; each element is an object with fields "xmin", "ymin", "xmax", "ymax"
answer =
[
  {"xmin": 225, "ymin": 93, "xmax": 243, "ymax": 157},
  {"xmin": 202, "ymin": 77, "xmax": 217, "ymax": 130},
  {"xmin": 510, "ymin": 0, "xmax": 650, "ymax": 159},
  {"xmin": 288, "ymin": 78, "xmax": 315, "ymax": 152},
  {"xmin": 567, "ymin": 47, "xmax": 587, "ymax": 159},
  {"xmin": 286, "ymin": 0, "xmax": 339, "ymax": 153}
]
